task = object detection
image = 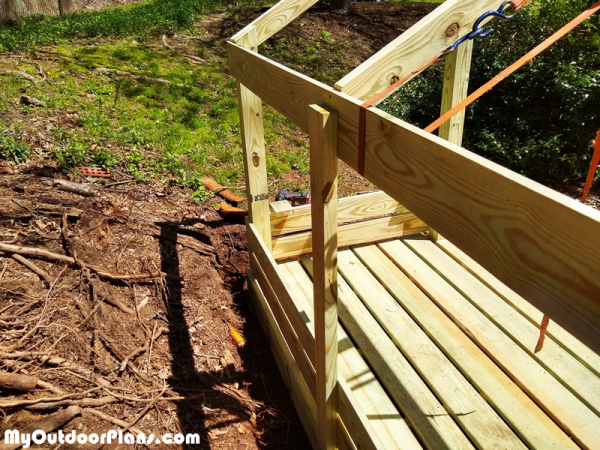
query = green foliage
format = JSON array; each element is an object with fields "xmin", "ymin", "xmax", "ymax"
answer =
[
  {"xmin": 380, "ymin": 0, "xmax": 600, "ymax": 182},
  {"xmin": 0, "ymin": 0, "xmax": 228, "ymax": 53},
  {"xmin": 0, "ymin": 135, "xmax": 30, "ymax": 164}
]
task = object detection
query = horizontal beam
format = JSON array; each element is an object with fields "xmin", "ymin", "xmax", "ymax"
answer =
[
  {"xmin": 228, "ymin": 42, "xmax": 600, "ymax": 355},
  {"xmin": 334, "ymin": 0, "xmax": 502, "ymax": 101},
  {"xmin": 271, "ymin": 191, "xmax": 407, "ymax": 236},
  {"xmin": 271, "ymin": 213, "xmax": 427, "ymax": 260},
  {"xmin": 230, "ymin": 0, "xmax": 320, "ymax": 47}
]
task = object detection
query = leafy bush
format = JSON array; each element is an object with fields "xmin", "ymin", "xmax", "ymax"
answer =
[
  {"xmin": 380, "ymin": 0, "xmax": 600, "ymax": 182},
  {"xmin": 0, "ymin": 136, "xmax": 30, "ymax": 164},
  {"xmin": 0, "ymin": 0, "xmax": 228, "ymax": 53}
]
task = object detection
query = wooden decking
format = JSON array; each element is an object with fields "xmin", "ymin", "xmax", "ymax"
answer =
[{"xmin": 271, "ymin": 235, "xmax": 600, "ymax": 450}]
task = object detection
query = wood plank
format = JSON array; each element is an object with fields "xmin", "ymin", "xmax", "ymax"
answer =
[
  {"xmin": 337, "ymin": 377, "xmax": 385, "ymax": 450},
  {"xmin": 437, "ymin": 238, "xmax": 600, "ymax": 378},
  {"xmin": 247, "ymin": 222, "xmax": 315, "ymax": 359},
  {"xmin": 354, "ymin": 244, "xmax": 578, "ymax": 450},
  {"xmin": 246, "ymin": 269, "xmax": 319, "ymax": 448},
  {"xmin": 309, "ymin": 104, "xmax": 339, "ymax": 450},
  {"xmin": 277, "ymin": 260, "xmax": 422, "ymax": 450},
  {"xmin": 431, "ymin": 39, "xmax": 472, "ymax": 241},
  {"xmin": 251, "ymin": 253, "xmax": 316, "ymax": 399},
  {"xmin": 300, "ymin": 258, "xmax": 474, "ymax": 450},
  {"xmin": 236, "ymin": 27, "xmax": 271, "ymax": 250},
  {"xmin": 405, "ymin": 238, "xmax": 600, "ymax": 417},
  {"xmin": 438, "ymin": 40, "xmax": 472, "ymax": 146},
  {"xmin": 230, "ymin": 0, "xmax": 320, "ymax": 46},
  {"xmin": 337, "ymin": 248, "xmax": 525, "ymax": 450},
  {"xmin": 379, "ymin": 239, "xmax": 600, "ymax": 450},
  {"xmin": 227, "ymin": 42, "xmax": 600, "ymax": 355},
  {"xmin": 270, "ymin": 200, "xmax": 294, "ymax": 216},
  {"xmin": 271, "ymin": 213, "xmax": 427, "ymax": 260},
  {"xmin": 334, "ymin": 0, "xmax": 502, "ymax": 101},
  {"xmin": 271, "ymin": 191, "xmax": 407, "ymax": 236}
]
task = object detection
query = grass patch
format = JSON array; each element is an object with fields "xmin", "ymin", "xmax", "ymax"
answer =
[{"xmin": 0, "ymin": 0, "xmax": 237, "ymax": 53}]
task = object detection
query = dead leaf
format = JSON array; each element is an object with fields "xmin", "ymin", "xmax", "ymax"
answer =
[
  {"xmin": 208, "ymin": 429, "xmax": 227, "ymax": 440},
  {"xmin": 157, "ymin": 366, "xmax": 170, "ymax": 380}
]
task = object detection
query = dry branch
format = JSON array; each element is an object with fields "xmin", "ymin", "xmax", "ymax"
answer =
[
  {"xmin": 26, "ymin": 395, "xmax": 115, "ymax": 411},
  {"xmin": 97, "ymin": 330, "xmax": 151, "ymax": 383},
  {"xmin": 10, "ymin": 254, "xmax": 54, "ymax": 285},
  {"xmin": 0, "ymin": 406, "xmax": 81, "ymax": 450},
  {"xmin": 161, "ymin": 35, "xmax": 208, "ymax": 64},
  {"xmin": 0, "ymin": 351, "xmax": 68, "ymax": 366},
  {"xmin": 84, "ymin": 409, "xmax": 143, "ymax": 435},
  {"xmin": 0, "ymin": 387, "xmax": 100, "ymax": 408},
  {"xmin": 0, "ymin": 69, "xmax": 41, "ymax": 84},
  {"xmin": 0, "ymin": 371, "xmax": 37, "ymax": 391}
]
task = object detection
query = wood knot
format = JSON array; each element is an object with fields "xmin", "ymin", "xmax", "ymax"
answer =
[
  {"xmin": 445, "ymin": 22, "xmax": 460, "ymax": 37},
  {"xmin": 390, "ymin": 75, "xmax": 400, "ymax": 85},
  {"xmin": 252, "ymin": 153, "xmax": 260, "ymax": 167}
]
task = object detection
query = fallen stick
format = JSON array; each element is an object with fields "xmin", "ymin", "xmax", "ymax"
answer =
[
  {"xmin": 202, "ymin": 176, "xmax": 245, "ymax": 203},
  {"xmin": 84, "ymin": 409, "xmax": 143, "ymax": 435},
  {"xmin": 0, "ymin": 351, "xmax": 68, "ymax": 366},
  {"xmin": 0, "ymin": 406, "xmax": 81, "ymax": 450},
  {"xmin": 122, "ymin": 388, "xmax": 165, "ymax": 432},
  {"xmin": 150, "ymin": 226, "xmax": 214, "ymax": 255},
  {"xmin": 10, "ymin": 254, "xmax": 54, "ymax": 285},
  {"xmin": 53, "ymin": 179, "xmax": 95, "ymax": 197},
  {"xmin": 0, "ymin": 371, "xmax": 37, "ymax": 391},
  {"xmin": 97, "ymin": 330, "xmax": 151, "ymax": 383},
  {"xmin": 119, "ymin": 327, "xmax": 167, "ymax": 372},
  {"xmin": 35, "ymin": 380, "xmax": 63, "ymax": 395},
  {"xmin": 0, "ymin": 387, "xmax": 100, "ymax": 408},
  {"xmin": 26, "ymin": 395, "xmax": 115, "ymax": 411},
  {"xmin": 161, "ymin": 35, "xmax": 208, "ymax": 64},
  {"xmin": 0, "ymin": 68, "xmax": 41, "ymax": 84},
  {"xmin": 0, "ymin": 244, "xmax": 181, "ymax": 281}
]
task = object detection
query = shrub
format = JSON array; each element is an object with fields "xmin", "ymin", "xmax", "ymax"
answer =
[
  {"xmin": 380, "ymin": 0, "xmax": 600, "ymax": 183},
  {"xmin": 0, "ymin": 136, "xmax": 30, "ymax": 164}
]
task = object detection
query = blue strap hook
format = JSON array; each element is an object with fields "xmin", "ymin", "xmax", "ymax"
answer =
[{"xmin": 442, "ymin": 0, "xmax": 514, "ymax": 56}]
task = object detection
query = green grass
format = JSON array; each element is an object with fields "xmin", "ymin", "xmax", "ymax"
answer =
[{"xmin": 0, "ymin": 0, "xmax": 234, "ymax": 53}]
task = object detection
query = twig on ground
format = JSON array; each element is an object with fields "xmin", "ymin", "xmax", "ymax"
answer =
[
  {"xmin": 0, "ymin": 68, "xmax": 43, "ymax": 84},
  {"xmin": 84, "ymin": 409, "xmax": 143, "ymax": 435},
  {"xmin": 123, "ymin": 388, "xmax": 166, "ymax": 432},
  {"xmin": 162, "ymin": 35, "xmax": 207, "ymax": 64},
  {"xmin": 61, "ymin": 210, "xmax": 79, "ymax": 264},
  {"xmin": 26, "ymin": 395, "xmax": 115, "ymax": 411},
  {"xmin": 10, "ymin": 254, "xmax": 54, "ymax": 285},
  {"xmin": 0, "ymin": 386, "xmax": 101, "ymax": 408},
  {"xmin": 97, "ymin": 330, "xmax": 152, "ymax": 383},
  {"xmin": 0, "ymin": 262, "xmax": 7, "ymax": 283}
]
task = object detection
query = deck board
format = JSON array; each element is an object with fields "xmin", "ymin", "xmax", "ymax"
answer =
[
  {"xmin": 404, "ymin": 238, "xmax": 600, "ymax": 417},
  {"xmin": 436, "ymin": 238, "xmax": 600, "ymax": 378},
  {"xmin": 353, "ymin": 243, "xmax": 578, "ymax": 449},
  {"xmin": 277, "ymin": 260, "xmax": 422, "ymax": 450},
  {"xmin": 336, "ymin": 248, "xmax": 525, "ymax": 450},
  {"xmin": 300, "ymin": 257, "xmax": 475, "ymax": 450},
  {"xmin": 380, "ymin": 239, "xmax": 600, "ymax": 450}
]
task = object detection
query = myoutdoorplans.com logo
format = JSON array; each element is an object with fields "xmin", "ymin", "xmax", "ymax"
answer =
[{"xmin": 4, "ymin": 429, "xmax": 200, "ymax": 447}]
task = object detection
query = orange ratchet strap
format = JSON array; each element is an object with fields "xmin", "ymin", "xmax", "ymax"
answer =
[
  {"xmin": 425, "ymin": 0, "xmax": 600, "ymax": 134},
  {"xmin": 581, "ymin": 129, "xmax": 600, "ymax": 204}
]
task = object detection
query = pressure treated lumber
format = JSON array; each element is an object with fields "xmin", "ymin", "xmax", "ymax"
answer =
[
  {"xmin": 227, "ymin": 42, "xmax": 600, "ymax": 356},
  {"xmin": 251, "ymin": 253, "xmax": 316, "ymax": 399},
  {"xmin": 354, "ymin": 243, "xmax": 578, "ymax": 450},
  {"xmin": 249, "ymin": 265, "xmax": 387, "ymax": 450},
  {"xmin": 247, "ymin": 269, "xmax": 319, "ymax": 449},
  {"xmin": 278, "ymin": 260, "xmax": 422, "ymax": 450},
  {"xmin": 437, "ymin": 238, "xmax": 600, "ymax": 377},
  {"xmin": 309, "ymin": 104, "xmax": 339, "ymax": 450},
  {"xmin": 247, "ymin": 222, "xmax": 315, "ymax": 359},
  {"xmin": 231, "ymin": 0, "xmax": 320, "ymax": 46},
  {"xmin": 271, "ymin": 212, "xmax": 427, "ymax": 260},
  {"xmin": 405, "ymin": 238, "xmax": 600, "ymax": 417},
  {"xmin": 380, "ymin": 239, "xmax": 600, "ymax": 450},
  {"xmin": 301, "ymin": 258, "xmax": 474, "ymax": 450},
  {"xmin": 236, "ymin": 27, "xmax": 271, "ymax": 250},
  {"xmin": 337, "ymin": 248, "xmax": 525, "ymax": 450},
  {"xmin": 334, "ymin": 0, "xmax": 502, "ymax": 100},
  {"xmin": 271, "ymin": 190, "xmax": 407, "ymax": 236}
]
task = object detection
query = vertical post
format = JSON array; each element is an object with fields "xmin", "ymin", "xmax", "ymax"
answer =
[
  {"xmin": 309, "ymin": 104, "xmax": 338, "ymax": 450},
  {"xmin": 431, "ymin": 40, "xmax": 473, "ymax": 242},
  {"xmin": 2, "ymin": 0, "xmax": 19, "ymax": 23},
  {"xmin": 236, "ymin": 27, "xmax": 272, "ymax": 251}
]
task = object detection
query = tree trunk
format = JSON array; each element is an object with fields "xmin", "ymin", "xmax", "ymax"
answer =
[
  {"xmin": 2, "ymin": 0, "xmax": 20, "ymax": 24},
  {"xmin": 58, "ymin": 0, "xmax": 71, "ymax": 15}
]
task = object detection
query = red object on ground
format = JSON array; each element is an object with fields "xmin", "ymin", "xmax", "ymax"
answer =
[{"xmin": 75, "ymin": 166, "xmax": 111, "ymax": 178}]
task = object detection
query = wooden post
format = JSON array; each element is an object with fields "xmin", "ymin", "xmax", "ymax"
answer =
[
  {"xmin": 58, "ymin": 0, "xmax": 72, "ymax": 15},
  {"xmin": 309, "ymin": 104, "xmax": 338, "ymax": 450},
  {"xmin": 431, "ymin": 39, "xmax": 473, "ymax": 242},
  {"xmin": 236, "ymin": 27, "xmax": 272, "ymax": 251}
]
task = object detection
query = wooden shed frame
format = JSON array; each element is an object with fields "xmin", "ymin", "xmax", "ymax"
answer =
[{"xmin": 227, "ymin": 1, "xmax": 600, "ymax": 449}]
